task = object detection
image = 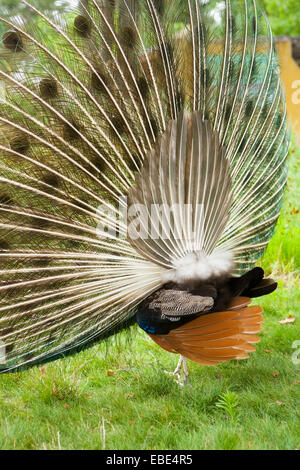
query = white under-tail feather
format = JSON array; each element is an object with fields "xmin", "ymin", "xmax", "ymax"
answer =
[{"xmin": 128, "ymin": 111, "xmax": 234, "ymax": 283}]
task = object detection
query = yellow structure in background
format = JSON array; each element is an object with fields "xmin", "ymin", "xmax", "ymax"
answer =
[
  {"xmin": 175, "ymin": 32, "xmax": 300, "ymax": 144},
  {"xmin": 276, "ymin": 38, "xmax": 300, "ymax": 144}
]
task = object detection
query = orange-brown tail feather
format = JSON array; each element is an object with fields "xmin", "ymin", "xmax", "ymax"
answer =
[{"xmin": 149, "ymin": 297, "xmax": 263, "ymax": 366}]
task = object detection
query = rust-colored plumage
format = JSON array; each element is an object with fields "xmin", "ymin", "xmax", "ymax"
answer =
[{"xmin": 149, "ymin": 298, "xmax": 263, "ymax": 366}]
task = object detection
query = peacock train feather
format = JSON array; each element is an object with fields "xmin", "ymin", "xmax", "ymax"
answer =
[{"xmin": 0, "ymin": 0, "xmax": 289, "ymax": 374}]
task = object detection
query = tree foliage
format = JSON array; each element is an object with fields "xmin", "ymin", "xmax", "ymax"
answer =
[
  {"xmin": 0, "ymin": 1, "xmax": 299, "ymax": 37},
  {"xmin": 0, "ymin": 0, "xmax": 73, "ymax": 22},
  {"xmin": 263, "ymin": 0, "xmax": 300, "ymax": 36},
  {"xmin": 0, "ymin": 0, "xmax": 75, "ymax": 38}
]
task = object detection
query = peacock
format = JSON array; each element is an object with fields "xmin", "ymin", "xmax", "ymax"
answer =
[{"xmin": 0, "ymin": 0, "xmax": 289, "ymax": 384}]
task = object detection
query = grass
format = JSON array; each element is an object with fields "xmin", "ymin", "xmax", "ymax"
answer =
[
  {"xmin": 0, "ymin": 144, "xmax": 299, "ymax": 450},
  {"xmin": 257, "ymin": 135, "xmax": 300, "ymax": 275}
]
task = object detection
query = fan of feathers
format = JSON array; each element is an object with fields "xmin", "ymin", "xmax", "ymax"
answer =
[{"xmin": 0, "ymin": 0, "xmax": 288, "ymax": 378}]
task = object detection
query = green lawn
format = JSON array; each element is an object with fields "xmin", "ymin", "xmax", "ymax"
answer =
[{"xmin": 0, "ymin": 143, "xmax": 299, "ymax": 451}]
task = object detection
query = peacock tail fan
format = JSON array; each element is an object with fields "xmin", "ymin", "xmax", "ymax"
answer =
[{"xmin": 0, "ymin": 0, "xmax": 289, "ymax": 372}]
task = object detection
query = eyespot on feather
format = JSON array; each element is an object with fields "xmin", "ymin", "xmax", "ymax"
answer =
[
  {"xmin": 91, "ymin": 70, "xmax": 108, "ymax": 94},
  {"xmin": 231, "ymin": 16, "xmax": 237, "ymax": 36},
  {"xmin": 74, "ymin": 15, "xmax": 91, "ymax": 37},
  {"xmin": 245, "ymin": 101, "xmax": 254, "ymax": 117},
  {"xmin": 42, "ymin": 174, "xmax": 60, "ymax": 188},
  {"xmin": 145, "ymin": 117, "xmax": 159, "ymax": 140},
  {"xmin": 0, "ymin": 193, "xmax": 13, "ymax": 205},
  {"xmin": 121, "ymin": 27, "xmax": 137, "ymax": 49},
  {"xmin": 10, "ymin": 135, "xmax": 30, "ymax": 155},
  {"xmin": 137, "ymin": 77, "xmax": 149, "ymax": 99},
  {"xmin": 111, "ymin": 116, "xmax": 126, "ymax": 135},
  {"xmin": 92, "ymin": 156, "xmax": 107, "ymax": 173},
  {"xmin": 0, "ymin": 240, "xmax": 10, "ymax": 251},
  {"xmin": 126, "ymin": 153, "xmax": 142, "ymax": 172},
  {"xmin": 30, "ymin": 216, "xmax": 50, "ymax": 230},
  {"xmin": 33, "ymin": 257, "xmax": 51, "ymax": 268},
  {"xmin": 2, "ymin": 31, "xmax": 23, "ymax": 52},
  {"xmin": 63, "ymin": 121, "xmax": 81, "ymax": 142},
  {"xmin": 154, "ymin": 0, "xmax": 165, "ymax": 17},
  {"xmin": 39, "ymin": 78, "xmax": 58, "ymax": 99}
]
